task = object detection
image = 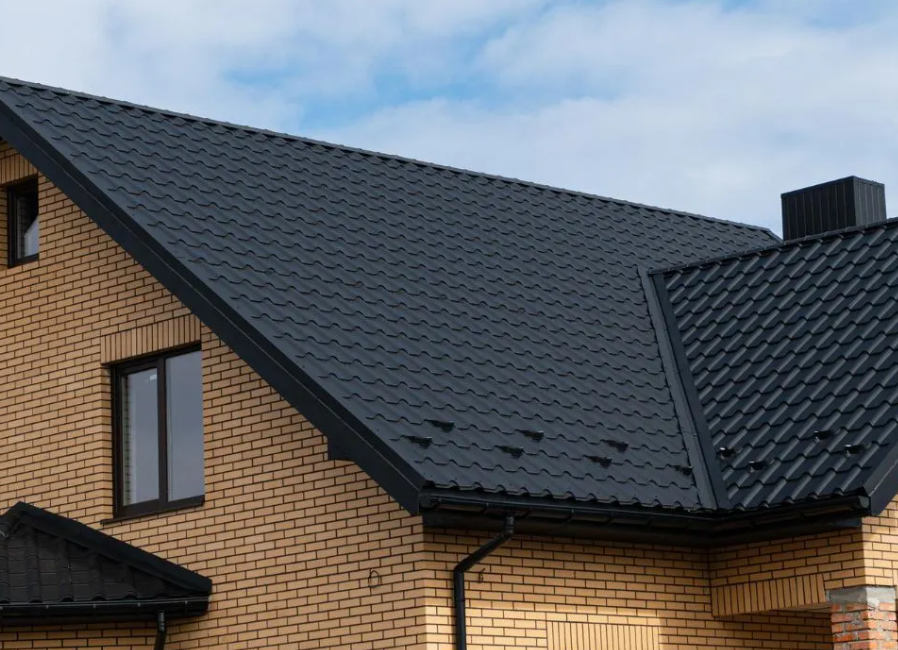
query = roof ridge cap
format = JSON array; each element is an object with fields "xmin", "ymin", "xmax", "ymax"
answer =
[
  {"xmin": 0, "ymin": 75, "xmax": 773, "ymax": 236},
  {"xmin": 652, "ymin": 217, "xmax": 898, "ymax": 277}
]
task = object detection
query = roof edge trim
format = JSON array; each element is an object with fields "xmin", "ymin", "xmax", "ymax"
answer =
[
  {"xmin": 420, "ymin": 489, "xmax": 869, "ymax": 545},
  {"xmin": 0, "ymin": 93, "xmax": 427, "ymax": 514},
  {"xmin": 0, "ymin": 597, "xmax": 210, "ymax": 625},
  {"xmin": 861, "ymin": 438, "xmax": 898, "ymax": 515}
]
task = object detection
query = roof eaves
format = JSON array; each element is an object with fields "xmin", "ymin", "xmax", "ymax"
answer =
[
  {"xmin": 0, "ymin": 87, "xmax": 428, "ymax": 515},
  {"xmin": 420, "ymin": 488, "xmax": 869, "ymax": 546},
  {"xmin": 0, "ymin": 597, "xmax": 210, "ymax": 625}
]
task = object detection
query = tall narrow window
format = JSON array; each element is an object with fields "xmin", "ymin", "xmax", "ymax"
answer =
[
  {"xmin": 8, "ymin": 180, "xmax": 39, "ymax": 265},
  {"xmin": 114, "ymin": 348, "xmax": 204, "ymax": 518}
]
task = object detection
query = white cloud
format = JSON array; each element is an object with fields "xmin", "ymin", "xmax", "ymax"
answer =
[
  {"xmin": 318, "ymin": 0, "xmax": 898, "ymax": 230},
  {"xmin": 1, "ymin": 0, "xmax": 897, "ymax": 232}
]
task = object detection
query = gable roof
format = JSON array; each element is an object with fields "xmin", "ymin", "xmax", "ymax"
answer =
[
  {"xmin": 659, "ymin": 220, "xmax": 898, "ymax": 515},
  {"xmin": 2, "ymin": 77, "xmax": 892, "ymax": 542},
  {"xmin": 0, "ymin": 502, "xmax": 210, "ymax": 624},
  {"xmin": 0, "ymin": 78, "xmax": 777, "ymax": 518}
]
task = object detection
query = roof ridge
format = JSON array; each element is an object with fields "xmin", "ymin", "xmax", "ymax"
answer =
[
  {"xmin": 0, "ymin": 75, "xmax": 774, "ymax": 236},
  {"xmin": 653, "ymin": 216, "xmax": 898, "ymax": 277}
]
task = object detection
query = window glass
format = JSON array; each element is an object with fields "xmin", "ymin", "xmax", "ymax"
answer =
[
  {"xmin": 15, "ymin": 193, "xmax": 39, "ymax": 259},
  {"xmin": 121, "ymin": 368, "xmax": 160, "ymax": 505},
  {"xmin": 8, "ymin": 183, "xmax": 39, "ymax": 264},
  {"xmin": 166, "ymin": 351, "xmax": 204, "ymax": 501},
  {"xmin": 115, "ymin": 348, "xmax": 204, "ymax": 516}
]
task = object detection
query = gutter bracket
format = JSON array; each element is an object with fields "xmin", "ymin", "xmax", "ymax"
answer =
[{"xmin": 453, "ymin": 516, "xmax": 515, "ymax": 650}]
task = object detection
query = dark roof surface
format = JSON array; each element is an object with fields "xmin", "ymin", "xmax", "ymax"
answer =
[
  {"xmin": 661, "ymin": 221, "xmax": 898, "ymax": 512},
  {"xmin": 0, "ymin": 502, "xmax": 210, "ymax": 622},
  {"xmin": 0, "ymin": 78, "xmax": 777, "ymax": 514}
]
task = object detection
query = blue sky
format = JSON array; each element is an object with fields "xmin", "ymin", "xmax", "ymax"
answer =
[{"xmin": 2, "ymin": 0, "xmax": 897, "ymax": 232}]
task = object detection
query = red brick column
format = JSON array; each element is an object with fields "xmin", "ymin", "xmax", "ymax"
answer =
[{"xmin": 829, "ymin": 586, "xmax": 897, "ymax": 650}]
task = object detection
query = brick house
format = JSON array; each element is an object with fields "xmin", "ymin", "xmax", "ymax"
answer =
[{"xmin": 1, "ymin": 76, "xmax": 898, "ymax": 649}]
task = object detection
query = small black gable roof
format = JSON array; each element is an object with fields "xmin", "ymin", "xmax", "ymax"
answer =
[
  {"xmin": 0, "ymin": 502, "xmax": 210, "ymax": 624},
  {"xmin": 660, "ymin": 220, "xmax": 898, "ymax": 514},
  {"xmin": 0, "ymin": 79, "xmax": 778, "ymax": 520}
]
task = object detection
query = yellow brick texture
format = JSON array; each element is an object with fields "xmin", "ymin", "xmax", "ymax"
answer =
[
  {"xmin": 0, "ymin": 143, "xmax": 428, "ymax": 649},
  {"xmin": 422, "ymin": 531, "xmax": 833, "ymax": 649},
  {"xmin": 860, "ymin": 497, "xmax": 898, "ymax": 589},
  {"xmin": 6, "ymin": 139, "xmax": 898, "ymax": 650}
]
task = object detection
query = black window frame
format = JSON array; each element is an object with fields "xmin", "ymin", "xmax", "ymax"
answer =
[
  {"xmin": 112, "ymin": 345, "xmax": 204, "ymax": 519},
  {"xmin": 7, "ymin": 179, "xmax": 39, "ymax": 266}
]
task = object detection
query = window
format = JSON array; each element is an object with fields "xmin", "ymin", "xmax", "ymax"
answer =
[
  {"xmin": 113, "ymin": 348, "xmax": 204, "ymax": 518},
  {"xmin": 7, "ymin": 180, "xmax": 39, "ymax": 265}
]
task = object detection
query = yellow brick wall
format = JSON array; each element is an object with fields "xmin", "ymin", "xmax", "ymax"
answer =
[
  {"xmin": 422, "ymin": 531, "xmax": 833, "ymax": 650},
  {"xmin": 708, "ymin": 527, "xmax": 865, "ymax": 621},
  {"xmin": 2, "ymin": 140, "xmax": 892, "ymax": 650},
  {"xmin": 0, "ymin": 142, "xmax": 428, "ymax": 649},
  {"xmin": 860, "ymin": 497, "xmax": 898, "ymax": 589}
]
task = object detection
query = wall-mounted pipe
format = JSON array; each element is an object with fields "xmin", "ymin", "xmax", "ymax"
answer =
[
  {"xmin": 453, "ymin": 515, "xmax": 515, "ymax": 650},
  {"xmin": 154, "ymin": 611, "xmax": 167, "ymax": 650}
]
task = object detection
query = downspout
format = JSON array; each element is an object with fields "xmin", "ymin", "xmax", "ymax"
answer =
[
  {"xmin": 154, "ymin": 611, "xmax": 167, "ymax": 650},
  {"xmin": 453, "ymin": 516, "xmax": 515, "ymax": 650}
]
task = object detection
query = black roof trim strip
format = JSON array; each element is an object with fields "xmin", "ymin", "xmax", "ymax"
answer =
[
  {"xmin": 649, "ymin": 273, "xmax": 732, "ymax": 510},
  {"xmin": 640, "ymin": 270, "xmax": 717, "ymax": 509},
  {"xmin": 420, "ymin": 489, "xmax": 869, "ymax": 546},
  {"xmin": 861, "ymin": 436, "xmax": 898, "ymax": 514},
  {"xmin": 0, "ymin": 95, "xmax": 426, "ymax": 514},
  {"xmin": 0, "ymin": 597, "xmax": 209, "ymax": 625}
]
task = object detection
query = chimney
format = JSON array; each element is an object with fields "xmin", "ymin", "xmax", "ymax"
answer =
[{"xmin": 781, "ymin": 176, "xmax": 886, "ymax": 241}]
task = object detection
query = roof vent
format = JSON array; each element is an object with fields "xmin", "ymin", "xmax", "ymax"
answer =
[
  {"xmin": 782, "ymin": 176, "xmax": 886, "ymax": 241},
  {"xmin": 498, "ymin": 445, "xmax": 524, "ymax": 458},
  {"xmin": 518, "ymin": 429, "xmax": 545, "ymax": 442},
  {"xmin": 603, "ymin": 439, "xmax": 629, "ymax": 452},
  {"xmin": 717, "ymin": 446, "xmax": 736, "ymax": 458},
  {"xmin": 405, "ymin": 435, "xmax": 433, "ymax": 449}
]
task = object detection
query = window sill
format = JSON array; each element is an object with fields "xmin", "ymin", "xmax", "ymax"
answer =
[{"xmin": 100, "ymin": 496, "xmax": 205, "ymax": 527}]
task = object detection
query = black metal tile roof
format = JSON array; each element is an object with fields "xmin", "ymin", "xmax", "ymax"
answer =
[
  {"xmin": 0, "ymin": 503, "xmax": 210, "ymax": 623},
  {"xmin": 661, "ymin": 221, "xmax": 898, "ymax": 512},
  {"xmin": 0, "ymin": 78, "xmax": 779, "ymax": 516}
]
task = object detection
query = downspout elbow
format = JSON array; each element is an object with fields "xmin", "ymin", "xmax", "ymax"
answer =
[{"xmin": 453, "ymin": 516, "xmax": 515, "ymax": 650}]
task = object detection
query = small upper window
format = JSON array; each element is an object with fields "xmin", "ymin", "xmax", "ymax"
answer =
[
  {"xmin": 8, "ymin": 180, "xmax": 39, "ymax": 265},
  {"xmin": 113, "ymin": 348, "xmax": 204, "ymax": 518}
]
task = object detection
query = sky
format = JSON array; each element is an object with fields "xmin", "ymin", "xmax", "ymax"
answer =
[{"xmin": 1, "ymin": 0, "xmax": 896, "ymax": 233}]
